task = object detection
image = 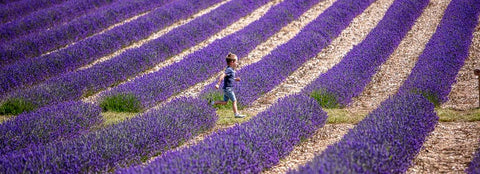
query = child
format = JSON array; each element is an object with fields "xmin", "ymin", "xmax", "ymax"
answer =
[{"xmin": 211, "ymin": 53, "xmax": 246, "ymax": 118}]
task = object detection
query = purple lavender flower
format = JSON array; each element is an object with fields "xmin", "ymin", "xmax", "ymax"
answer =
[{"xmin": 0, "ymin": 101, "xmax": 102, "ymax": 155}]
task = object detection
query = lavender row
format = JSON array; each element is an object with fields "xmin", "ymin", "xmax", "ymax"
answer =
[
  {"xmin": 120, "ymin": 94, "xmax": 326, "ymax": 173},
  {"xmin": 398, "ymin": 0, "xmax": 480, "ymax": 106},
  {"xmin": 291, "ymin": 93, "xmax": 438, "ymax": 173},
  {"xmin": 0, "ymin": 97, "xmax": 217, "ymax": 173},
  {"xmin": 201, "ymin": 0, "xmax": 377, "ymax": 107},
  {"xmin": 301, "ymin": 0, "xmax": 428, "ymax": 108},
  {"xmin": 0, "ymin": 101, "xmax": 101, "ymax": 156},
  {"xmin": 0, "ymin": 0, "xmax": 67, "ymax": 24},
  {"xmin": 467, "ymin": 142, "xmax": 480, "ymax": 174},
  {"xmin": 0, "ymin": 0, "xmax": 173, "ymax": 67},
  {"xmin": 0, "ymin": 0, "xmax": 234, "ymax": 107},
  {"xmin": 0, "ymin": 0, "xmax": 117, "ymax": 42},
  {"xmin": 101, "ymin": 0, "xmax": 323, "ymax": 110}
]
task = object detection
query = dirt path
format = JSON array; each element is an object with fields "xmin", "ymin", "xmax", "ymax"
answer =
[{"xmin": 407, "ymin": 122, "xmax": 480, "ymax": 173}]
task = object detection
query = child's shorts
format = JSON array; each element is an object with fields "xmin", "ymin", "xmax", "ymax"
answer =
[{"xmin": 223, "ymin": 87, "xmax": 236, "ymax": 102}]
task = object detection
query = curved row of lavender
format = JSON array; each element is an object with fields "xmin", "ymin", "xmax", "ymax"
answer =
[
  {"xmin": 0, "ymin": 0, "xmax": 173, "ymax": 66},
  {"xmin": 301, "ymin": 0, "xmax": 428, "ymax": 108},
  {"xmin": 398, "ymin": 0, "xmax": 480, "ymax": 106},
  {"xmin": 120, "ymin": 94, "xmax": 326, "ymax": 173},
  {"xmin": 0, "ymin": 97, "xmax": 217, "ymax": 173},
  {"xmin": 0, "ymin": 0, "xmax": 66, "ymax": 24},
  {"xmin": 291, "ymin": 93, "xmax": 438, "ymax": 173},
  {"xmin": 0, "ymin": 0, "xmax": 223, "ymax": 96},
  {"xmin": 0, "ymin": 0, "xmax": 260, "ymax": 111},
  {"xmin": 467, "ymin": 142, "xmax": 480, "ymax": 174},
  {"xmin": 101, "ymin": 0, "xmax": 324, "ymax": 110},
  {"xmin": 291, "ymin": 0, "xmax": 479, "ymax": 172},
  {"xmin": 201, "ymin": 0, "xmax": 378, "ymax": 107},
  {"xmin": 0, "ymin": 0, "xmax": 116, "ymax": 42},
  {"xmin": 0, "ymin": 101, "xmax": 101, "ymax": 155}
]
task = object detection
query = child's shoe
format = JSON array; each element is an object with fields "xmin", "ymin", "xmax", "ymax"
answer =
[{"xmin": 234, "ymin": 113, "xmax": 246, "ymax": 118}]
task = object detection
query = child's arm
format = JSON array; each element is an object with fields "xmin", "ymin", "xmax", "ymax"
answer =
[{"xmin": 215, "ymin": 73, "xmax": 226, "ymax": 89}]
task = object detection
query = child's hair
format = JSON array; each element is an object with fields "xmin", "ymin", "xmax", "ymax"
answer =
[{"xmin": 226, "ymin": 52, "xmax": 237, "ymax": 64}]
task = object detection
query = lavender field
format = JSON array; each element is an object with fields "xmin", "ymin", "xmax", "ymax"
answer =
[{"xmin": 0, "ymin": 0, "xmax": 479, "ymax": 173}]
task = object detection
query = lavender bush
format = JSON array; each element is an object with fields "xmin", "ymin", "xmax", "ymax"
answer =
[
  {"xmin": 119, "ymin": 94, "xmax": 327, "ymax": 173},
  {"xmin": 101, "ymin": 0, "xmax": 323, "ymax": 110},
  {"xmin": 0, "ymin": 101, "xmax": 102, "ymax": 155},
  {"xmin": 0, "ymin": 0, "xmax": 116, "ymax": 42},
  {"xmin": 398, "ymin": 0, "xmax": 480, "ymax": 106},
  {"xmin": 201, "ymin": 0, "xmax": 377, "ymax": 107},
  {"xmin": 301, "ymin": 0, "xmax": 428, "ymax": 108},
  {"xmin": 0, "ymin": 97, "xmax": 217, "ymax": 173},
  {"xmin": 0, "ymin": 0, "xmax": 67, "ymax": 24},
  {"xmin": 0, "ymin": 0, "xmax": 172, "ymax": 66},
  {"xmin": 0, "ymin": 0, "xmax": 259, "ymax": 113},
  {"xmin": 291, "ymin": 93, "xmax": 438, "ymax": 173},
  {"xmin": 467, "ymin": 141, "xmax": 480, "ymax": 174}
]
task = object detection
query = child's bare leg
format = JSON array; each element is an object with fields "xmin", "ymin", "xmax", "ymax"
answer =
[
  {"xmin": 232, "ymin": 101, "xmax": 238, "ymax": 114},
  {"xmin": 214, "ymin": 101, "xmax": 227, "ymax": 105}
]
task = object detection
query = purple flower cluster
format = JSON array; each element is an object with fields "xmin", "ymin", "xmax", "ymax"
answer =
[
  {"xmin": 467, "ymin": 141, "xmax": 480, "ymax": 174},
  {"xmin": 0, "ymin": 101, "xmax": 101, "ymax": 155},
  {"xmin": 0, "ymin": 0, "xmax": 66, "ymax": 24},
  {"xmin": 398, "ymin": 0, "xmax": 480, "ymax": 105},
  {"xmin": 102, "ymin": 0, "xmax": 321, "ymax": 109},
  {"xmin": 119, "ymin": 94, "xmax": 326, "ymax": 173},
  {"xmin": 0, "ymin": 97, "xmax": 217, "ymax": 173},
  {"xmin": 0, "ymin": 0, "xmax": 219, "ymax": 95},
  {"xmin": 301, "ymin": 0, "xmax": 429, "ymax": 107},
  {"xmin": 1, "ymin": 0, "xmax": 250, "ymax": 109},
  {"xmin": 291, "ymin": 93, "xmax": 438, "ymax": 173},
  {"xmin": 0, "ymin": 0, "xmax": 115, "ymax": 42},
  {"xmin": 201, "ymin": 0, "xmax": 377, "ymax": 107},
  {"xmin": 0, "ymin": 0, "xmax": 172, "ymax": 66}
]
